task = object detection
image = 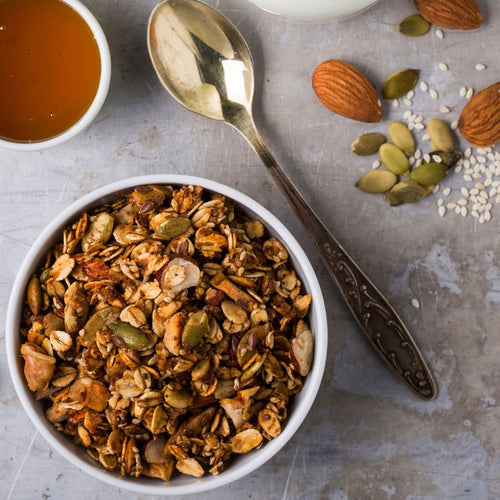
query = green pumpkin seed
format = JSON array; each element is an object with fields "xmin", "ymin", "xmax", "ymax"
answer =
[
  {"xmin": 428, "ymin": 150, "xmax": 461, "ymax": 169},
  {"xmin": 192, "ymin": 358, "xmax": 211, "ymax": 381},
  {"xmin": 390, "ymin": 180, "xmax": 429, "ymax": 203},
  {"xmin": 81, "ymin": 213, "xmax": 114, "ymax": 252},
  {"xmin": 410, "ymin": 162, "xmax": 448, "ymax": 186},
  {"xmin": 155, "ymin": 217, "xmax": 191, "ymax": 239},
  {"xmin": 164, "ymin": 389, "xmax": 193, "ymax": 409},
  {"xmin": 82, "ymin": 305, "xmax": 121, "ymax": 345},
  {"xmin": 182, "ymin": 310, "xmax": 209, "ymax": 349},
  {"xmin": 27, "ymin": 275, "xmax": 42, "ymax": 316},
  {"xmin": 40, "ymin": 269, "xmax": 51, "ymax": 284},
  {"xmin": 397, "ymin": 15, "xmax": 431, "ymax": 37},
  {"xmin": 350, "ymin": 133, "xmax": 386, "ymax": 156},
  {"xmin": 355, "ymin": 170, "xmax": 398, "ymax": 193},
  {"xmin": 240, "ymin": 353, "xmax": 267, "ymax": 383},
  {"xmin": 427, "ymin": 119, "xmax": 455, "ymax": 152},
  {"xmin": 379, "ymin": 143, "xmax": 410, "ymax": 174},
  {"xmin": 388, "ymin": 121, "xmax": 415, "ymax": 156},
  {"xmin": 111, "ymin": 322, "xmax": 149, "ymax": 350},
  {"xmin": 64, "ymin": 282, "xmax": 89, "ymax": 333},
  {"xmin": 383, "ymin": 69, "xmax": 420, "ymax": 99},
  {"xmin": 382, "ymin": 190, "xmax": 404, "ymax": 206}
]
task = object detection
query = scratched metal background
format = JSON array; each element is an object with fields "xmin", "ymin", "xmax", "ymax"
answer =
[{"xmin": 1, "ymin": 0, "xmax": 499, "ymax": 498}]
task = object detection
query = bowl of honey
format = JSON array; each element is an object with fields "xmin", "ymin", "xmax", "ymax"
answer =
[{"xmin": 0, "ymin": 0, "xmax": 111, "ymax": 150}]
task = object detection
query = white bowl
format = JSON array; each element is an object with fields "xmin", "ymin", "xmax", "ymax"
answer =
[
  {"xmin": 248, "ymin": 0, "xmax": 380, "ymax": 21},
  {"xmin": 6, "ymin": 175, "xmax": 328, "ymax": 495},
  {"xmin": 0, "ymin": 0, "xmax": 111, "ymax": 151}
]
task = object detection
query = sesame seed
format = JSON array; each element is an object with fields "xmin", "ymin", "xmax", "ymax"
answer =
[
  {"xmin": 461, "ymin": 187, "xmax": 469, "ymax": 197},
  {"xmin": 475, "ymin": 182, "xmax": 485, "ymax": 190},
  {"xmin": 477, "ymin": 155, "xmax": 486, "ymax": 164},
  {"xmin": 403, "ymin": 98, "xmax": 412, "ymax": 106},
  {"xmin": 433, "ymin": 155, "xmax": 443, "ymax": 163},
  {"xmin": 459, "ymin": 87, "xmax": 467, "ymax": 98},
  {"xmin": 414, "ymin": 123, "xmax": 425, "ymax": 130},
  {"xmin": 455, "ymin": 164, "xmax": 463, "ymax": 173},
  {"xmin": 443, "ymin": 187, "xmax": 451, "ymax": 196},
  {"xmin": 438, "ymin": 206, "xmax": 446, "ymax": 217},
  {"xmin": 433, "ymin": 184, "xmax": 440, "ymax": 193},
  {"xmin": 466, "ymin": 88, "xmax": 474, "ymax": 99},
  {"xmin": 436, "ymin": 29, "xmax": 444, "ymax": 39},
  {"xmin": 414, "ymin": 148, "xmax": 422, "ymax": 159},
  {"xmin": 423, "ymin": 153, "xmax": 431, "ymax": 163},
  {"xmin": 471, "ymin": 210, "xmax": 479, "ymax": 218},
  {"xmin": 470, "ymin": 188, "xmax": 479, "ymax": 195},
  {"xmin": 437, "ymin": 198, "xmax": 444, "ymax": 207},
  {"xmin": 408, "ymin": 122, "xmax": 415, "ymax": 131},
  {"xmin": 455, "ymin": 206, "xmax": 461, "ymax": 214},
  {"xmin": 477, "ymin": 148, "xmax": 487, "ymax": 154},
  {"xmin": 403, "ymin": 110, "xmax": 412, "ymax": 120},
  {"xmin": 415, "ymin": 115, "xmax": 424, "ymax": 124},
  {"xmin": 422, "ymin": 133, "xmax": 430, "ymax": 141},
  {"xmin": 472, "ymin": 172, "xmax": 482, "ymax": 179},
  {"xmin": 479, "ymin": 214, "xmax": 485, "ymax": 223},
  {"xmin": 465, "ymin": 148, "xmax": 472, "ymax": 158},
  {"xmin": 392, "ymin": 99, "xmax": 399, "ymax": 108},
  {"xmin": 451, "ymin": 120, "xmax": 458, "ymax": 130},
  {"xmin": 439, "ymin": 62, "xmax": 449, "ymax": 71},
  {"xmin": 461, "ymin": 207, "xmax": 467, "ymax": 217},
  {"xmin": 420, "ymin": 81, "xmax": 429, "ymax": 92},
  {"xmin": 484, "ymin": 211, "xmax": 492, "ymax": 221},
  {"xmin": 464, "ymin": 175, "xmax": 473, "ymax": 182},
  {"xmin": 408, "ymin": 114, "xmax": 417, "ymax": 122},
  {"xmin": 407, "ymin": 90, "xmax": 415, "ymax": 99},
  {"xmin": 475, "ymin": 63, "xmax": 486, "ymax": 71},
  {"xmin": 411, "ymin": 298, "xmax": 420, "ymax": 309},
  {"xmin": 430, "ymin": 89, "xmax": 439, "ymax": 99},
  {"xmin": 439, "ymin": 105, "xmax": 451, "ymax": 114},
  {"xmin": 447, "ymin": 202, "xmax": 457, "ymax": 209},
  {"xmin": 372, "ymin": 160, "xmax": 381, "ymax": 170}
]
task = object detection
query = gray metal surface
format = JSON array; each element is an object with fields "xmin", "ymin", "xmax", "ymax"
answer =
[{"xmin": 1, "ymin": 0, "xmax": 499, "ymax": 498}]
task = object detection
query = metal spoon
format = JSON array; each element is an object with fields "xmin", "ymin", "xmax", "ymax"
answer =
[{"xmin": 147, "ymin": 0, "xmax": 436, "ymax": 400}]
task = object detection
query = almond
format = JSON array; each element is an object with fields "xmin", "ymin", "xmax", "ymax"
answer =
[
  {"xmin": 312, "ymin": 60, "xmax": 382, "ymax": 123},
  {"xmin": 458, "ymin": 82, "xmax": 500, "ymax": 147},
  {"xmin": 414, "ymin": 0, "xmax": 482, "ymax": 30}
]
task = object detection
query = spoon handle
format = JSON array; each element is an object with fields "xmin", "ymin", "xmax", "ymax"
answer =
[{"xmin": 234, "ymin": 112, "xmax": 437, "ymax": 400}]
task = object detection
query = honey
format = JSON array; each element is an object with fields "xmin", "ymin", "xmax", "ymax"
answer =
[{"xmin": 0, "ymin": 0, "xmax": 101, "ymax": 143}]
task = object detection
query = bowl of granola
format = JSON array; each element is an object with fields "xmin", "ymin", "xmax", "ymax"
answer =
[{"xmin": 6, "ymin": 175, "xmax": 327, "ymax": 495}]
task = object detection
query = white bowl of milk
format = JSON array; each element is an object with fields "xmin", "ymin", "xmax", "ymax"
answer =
[{"xmin": 248, "ymin": 0, "xmax": 380, "ymax": 20}]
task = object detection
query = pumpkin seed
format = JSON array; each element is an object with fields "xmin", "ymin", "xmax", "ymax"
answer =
[
  {"xmin": 382, "ymin": 190, "xmax": 404, "ymax": 206},
  {"xmin": 390, "ymin": 180, "xmax": 429, "ymax": 203},
  {"xmin": 27, "ymin": 275, "xmax": 42, "ymax": 316},
  {"xmin": 82, "ymin": 305, "xmax": 121, "ymax": 345},
  {"xmin": 397, "ymin": 15, "xmax": 431, "ymax": 37},
  {"xmin": 155, "ymin": 217, "xmax": 191, "ymax": 240},
  {"xmin": 81, "ymin": 213, "xmax": 114, "ymax": 252},
  {"xmin": 410, "ymin": 162, "xmax": 448, "ymax": 186},
  {"xmin": 111, "ymin": 322, "xmax": 149, "ymax": 350},
  {"xmin": 39, "ymin": 269, "xmax": 51, "ymax": 284},
  {"xmin": 379, "ymin": 143, "xmax": 410, "ymax": 174},
  {"xmin": 388, "ymin": 121, "xmax": 415, "ymax": 156},
  {"xmin": 240, "ymin": 353, "xmax": 267, "ymax": 383},
  {"xmin": 64, "ymin": 282, "xmax": 89, "ymax": 333},
  {"xmin": 427, "ymin": 119, "xmax": 454, "ymax": 152},
  {"xmin": 383, "ymin": 69, "xmax": 420, "ymax": 99},
  {"xmin": 350, "ymin": 133, "xmax": 386, "ymax": 156},
  {"xmin": 164, "ymin": 389, "xmax": 193, "ymax": 409},
  {"xmin": 356, "ymin": 170, "xmax": 398, "ymax": 193},
  {"xmin": 182, "ymin": 310, "xmax": 209, "ymax": 349},
  {"xmin": 191, "ymin": 358, "xmax": 211, "ymax": 381}
]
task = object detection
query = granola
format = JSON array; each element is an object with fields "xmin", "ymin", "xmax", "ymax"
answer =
[{"xmin": 20, "ymin": 184, "xmax": 314, "ymax": 481}]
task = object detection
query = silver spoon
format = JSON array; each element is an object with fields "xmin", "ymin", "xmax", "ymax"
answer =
[{"xmin": 147, "ymin": 0, "xmax": 436, "ymax": 400}]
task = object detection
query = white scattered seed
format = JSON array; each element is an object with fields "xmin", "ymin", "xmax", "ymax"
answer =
[
  {"xmin": 408, "ymin": 113, "xmax": 417, "ymax": 122},
  {"xmin": 415, "ymin": 115, "xmax": 424, "ymax": 124},
  {"xmin": 451, "ymin": 120, "xmax": 458, "ymax": 130},
  {"xmin": 414, "ymin": 123, "xmax": 425, "ymax": 130},
  {"xmin": 403, "ymin": 98, "xmax": 412, "ymax": 107},
  {"xmin": 439, "ymin": 105, "xmax": 451, "ymax": 114},
  {"xmin": 455, "ymin": 205, "xmax": 461, "ymax": 214},
  {"xmin": 422, "ymin": 133, "xmax": 430, "ymax": 141},
  {"xmin": 436, "ymin": 29, "xmax": 444, "ymax": 39},
  {"xmin": 411, "ymin": 298, "xmax": 420, "ymax": 309},
  {"xmin": 432, "ymin": 184, "xmax": 440, "ymax": 194},
  {"xmin": 464, "ymin": 174, "xmax": 473, "ymax": 182},
  {"xmin": 465, "ymin": 168, "xmax": 474, "ymax": 175},
  {"xmin": 430, "ymin": 89, "xmax": 439, "ymax": 99},
  {"xmin": 407, "ymin": 90, "xmax": 415, "ymax": 99},
  {"xmin": 497, "ymin": 195, "xmax": 500, "ymax": 204},
  {"xmin": 423, "ymin": 153, "xmax": 431, "ymax": 163},
  {"xmin": 472, "ymin": 172, "xmax": 482, "ymax": 179},
  {"xmin": 457, "ymin": 198, "xmax": 467, "ymax": 206},
  {"xmin": 490, "ymin": 187, "xmax": 497, "ymax": 197},
  {"xmin": 439, "ymin": 62, "xmax": 449, "ymax": 71},
  {"xmin": 475, "ymin": 63, "xmax": 486, "ymax": 71},
  {"xmin": 461, "ymin": 187, "xmax": 469, "ymax": 197},
  {"xmin": 470, "ymin": 188, "xmax": 479, "ymax": 195},
  {"xmin": 487, "ymin": 153, "xmax": 495, "ymax": 161},
  {"xmin": 372, "ymin": 160, "xmax": 381, "ymax": 170},
  {"xmin": 466, "ymin": 88, "xmax": 474, "ymax": 99},
  {"xmin": 455, "ymin": 164, "xmax": 463, "ymax": 173},
  {"xmin": 447, "ymin": 202, "xmax": 457, "ymax": 209},
  {"xmin": 420, "ymin": 81, "xmax": 429, "ymax": 92},
  {"xmin": 484, "ymin": 211, "xmax": 492, "ymax": 221},
  {"xmin": 438, "ymin": 198, "xmax": 444, "ymax": 207},
  {"xmin": 443, "ymin": 187, "xmax": 451, "ymax": 196},
  {"xmin": 408, "ymin": 122, "xmax": 415, "ymax": 131},
  {"xmin": 403, "ymin": 110, "xmax": 412, "ymax": 120},
  {"xmin": 432, "ymin": 155, "xmax": 443, "ymax": 163},
  {"xmin": 438, "ymin": 206, "xmax": 446, "ymax": 217},
  {"xmin": 477, "ymin": 148, "xmax": 487, "ymax": 154},
  {"xmin": 392, "ymin": 99, "xmax": 399, "ymax": 108},
  {"xmin": 470, "ymin": 155, "xmax": 477, "ymax": 165},
  {"xmin": 465, "ymin": 147, "xmax": 472, "ymax": 158},
  {"xmin": 475, "ymin": 182, "xmax": 485, "ymax": 190},
  {"xmin": 414, "ymin": 148, "xmax": 422, "ymax": 159},
  {"xmin": 459, "ymin": 87, "xmax": 467, "ymax": 98},
  {"xmin": 479, "ymin": 214, "xmax": 485, "ymax": 223},
  {"xmin": 477, "ymin": 155, "xmax": 486, "ymax": 164},
  {"xmin": 461, "ymin": 207, "xmax": 467, "ymax": 217}
]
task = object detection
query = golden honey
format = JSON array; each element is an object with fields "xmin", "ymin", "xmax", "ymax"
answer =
[{"xmin": 0, "ymin": 0, "xmax": 101, "ymax": 142}]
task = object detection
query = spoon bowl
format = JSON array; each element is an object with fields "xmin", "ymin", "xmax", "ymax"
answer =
[{"xmin": 148, "ymin": 0, "xmax": 436, "ymax": 400}]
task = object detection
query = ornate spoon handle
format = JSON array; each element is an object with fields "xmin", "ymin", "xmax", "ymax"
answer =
[{"xmin": 234, "ymin": 112, "xmax": 437, "ymax": 400}]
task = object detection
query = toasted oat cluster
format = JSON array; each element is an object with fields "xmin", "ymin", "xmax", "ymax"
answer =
[{"xmin": 20, "ymin": 184, "xmax": 313, "ymax": 481}]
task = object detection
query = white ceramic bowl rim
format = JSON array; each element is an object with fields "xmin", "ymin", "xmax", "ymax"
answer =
[
  {"xmin": 0, "ymin": 0, "xmax": 111, "ymax": 151},
  {"xmin": 6, "ymin": 174, "xmax": 328, "ymax": 495}
]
